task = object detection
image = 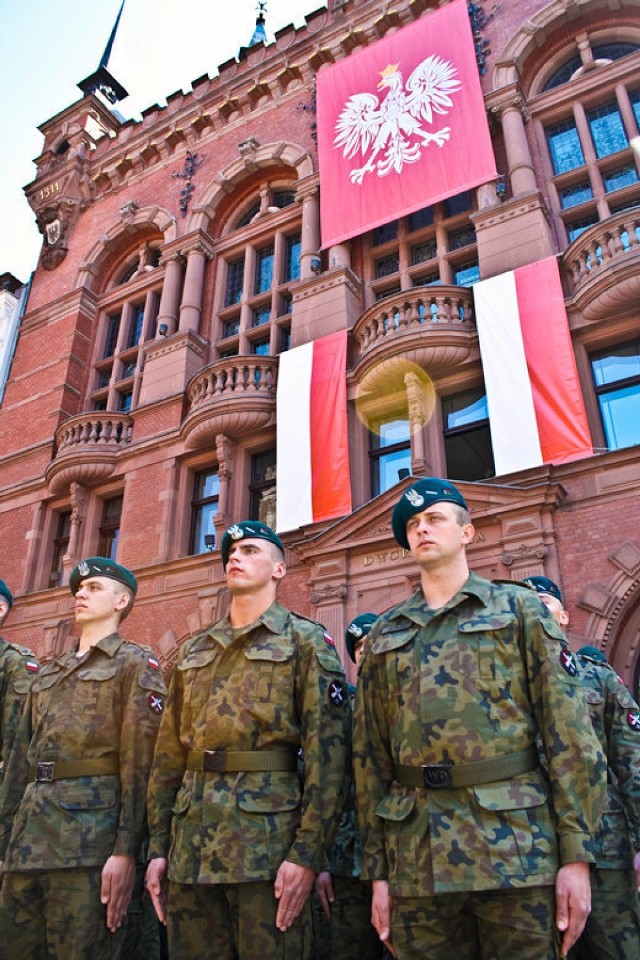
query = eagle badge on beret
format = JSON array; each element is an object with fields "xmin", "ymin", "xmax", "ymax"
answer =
[
  {"xmin": 78, "ymin": 560, "xmax": 90, "ymax": 576},
  {"xmin": 406, "ymin": 488, "xmax": 425, "ymax": 507},
  {"xmin": 347, "ymin": 622, "xmax": 364, "ymax": 639},
  {"xmin": 227, "ymin": 524, "xmax": 244, "ymax": 541}
]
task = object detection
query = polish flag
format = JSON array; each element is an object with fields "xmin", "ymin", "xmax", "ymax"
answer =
[
  {"xmin": 473, "ymin": 257, "xmax": 592, "ymax": 475},
  {"xmin": 276, "ymin": 330, "xmax": 352, "ymax": 532}
]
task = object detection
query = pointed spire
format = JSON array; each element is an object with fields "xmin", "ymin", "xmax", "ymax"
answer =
[
  {"xmin": 78, "ymin": 0, "xmax": 128, "ymax": 105},
  {"xmin": 248, "ymin": 1, "xmax": 268, "ymax": 47}
]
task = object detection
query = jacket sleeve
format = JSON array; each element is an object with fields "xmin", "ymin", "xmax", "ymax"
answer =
[
  {"xmin": 114, "ymin": 650, "xmax": 167, "ymax": 858},
  {"xmin": 352, "ymin": 631, "xmax": 394, "ymax": 882},
  {"xmin": 146, "ymin": 658, "xmax": 188, "ymax": 860},
  {"xmin": 0, "ymin": 689, "xmax": 33, "ymax": 859},
  {"xmin": 518, "ymin": 592, "xmax": 607, "ymax": 864},
  {"xmin": 601, "ymin": 669, "xmax": 640, "ymax": 853},
  {"xmin": 285, "ymin": 624, "xmax": 351, "ymax": 873}
]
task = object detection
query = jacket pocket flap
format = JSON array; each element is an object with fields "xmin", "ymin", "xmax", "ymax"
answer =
[
  {"xmin": 473, "ymin": 779, "xmax": 547, "ymax": 811},
  {"xmin": 375, "ymin": 791, "xmax": 416, "ymax": 821}
]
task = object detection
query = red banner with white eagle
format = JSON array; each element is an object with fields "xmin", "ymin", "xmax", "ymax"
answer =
[{"xmin": 317, "ymin": 0, "xmax": 497, "ymax": 248}]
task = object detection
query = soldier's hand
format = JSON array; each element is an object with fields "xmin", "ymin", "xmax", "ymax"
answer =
[
  {"xmin": 274, "ymin": 860, "xmax": 315, "ymax": 931},
  {"xmin": 145, "ymin": 857, "xmax": 169, "ymax": 924},
  {"xmin": 315, "ymin": 870, "xmax": 335, "ymax": 919},
  {"xmin": 372, "ymin": 880, "xmax": 396, "ymax": 958},
  {"xmin": 101, "ymin": 854, "xmax": 136, "ymax": 934},
  {"xmin": 555, "ymin": 861, "xmax": 591, "ymax": 957}
]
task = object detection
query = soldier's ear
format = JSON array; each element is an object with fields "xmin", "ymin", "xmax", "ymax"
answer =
[
  {"xmin": 461, "ymin": 522, "xmax": 475, "ymax": 546},
  {"xmin": 0, "ymin": 600, "xmax": 8, "ymax": 622}
]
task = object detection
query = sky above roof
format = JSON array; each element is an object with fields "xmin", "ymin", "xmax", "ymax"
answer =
[{"xmin": 0, "ymin": 0, "xmax": 323, "ymax": 282}]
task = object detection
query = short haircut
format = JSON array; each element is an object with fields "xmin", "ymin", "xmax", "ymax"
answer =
[
  {"xmin": 114, "ymin": 583, "xmax": 135, "ymax": 622},
  {"xmin": 452, "ymin": 504, "xmax": 471, "ymax": 527}
]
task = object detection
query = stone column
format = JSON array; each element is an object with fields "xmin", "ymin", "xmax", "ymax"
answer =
[
  {"xmin": 328, "ymin": 242, "xmax": 351, "ymax": 269},
  {"xmin": 212, "ymin": 433, "xmax": 235, "ymax": 543},
  {"xmin": 178, "ymin": 235, "xmax": 214, "ymax": 333},
  {"xmin": 156, "ymin": 253, "xmax": 185, "ymax": 336},
  {"xmin": 491, "ymin": 86, "xmax": 537, "ymax": 196},
  {"xmin": 405, "ymin": 371, "xmax": 432, "ymax": 476},
  {"xmin": 297, "ymin": 183, "xmax": 321, "ymax": 279}
]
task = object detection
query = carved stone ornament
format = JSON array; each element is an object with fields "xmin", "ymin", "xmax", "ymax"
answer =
[
  {"xmin": 310, "ymin": 583, "xmax": 348, "ymax": 604},
  {"xmin": 502, "ymin": 544, "xmax": 546, "ymax": 566},
  {"xmin": 37, "ymin": 199, "xmax": 78, "ymax": 270}
]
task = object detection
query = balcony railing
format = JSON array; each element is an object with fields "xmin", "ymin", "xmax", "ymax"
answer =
[
  {"xmin": 187, "ymin": 357, "xmax": 277, "ymax": 410},
  {"xmin": 183, "ymin": 356, "xmax": 278, "ymax": 447},
  {"xmin": 46, "ymin": 413, "xmax": 133, "ymax": 494},
  {"xmin": 354, "ymin": 287, "xmax": 474, "ymax": 352},
  {"xmin": 54, "ymin": 414, "xmax": 133, "ymax": 453},
  {"xmin": 565, "ymin": 209, "xmax": 640, "ymax": 290}
]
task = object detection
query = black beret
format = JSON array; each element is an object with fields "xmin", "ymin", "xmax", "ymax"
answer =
[
  {"xmin": 391, "ymin": 478, "xmax": 468, "ymax": 549},
  {"xmin": 523, "ymin": 576, "xmax": 563, "ymax": 604},
  {"xmin": 0, "ymin": 579, "xmax": 13, "ymax": 609},
  {"xmin": 69, "ymin": 557, "xmax": 138, "ymax": 597},
  {"xmin": 345, "ymin": 613, "xmax": 378, "ymax": 663},
  {"xmin": 220, "ymin": 521, "xmax": 285, "ymax": 569}
]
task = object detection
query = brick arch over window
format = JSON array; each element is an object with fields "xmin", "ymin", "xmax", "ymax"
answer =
[
  {"xmin": 491, "ymin": 0, "xmax": 640, "ymax": 90},
  {"xmin": 189, "ymin": 141, "xmax": 315, "ymax": 232},
  {"xmin": 75, "ymin": 205, "xmax": 177, "ymax": 292},
  {"xmin": 577, "ymin": 540, "xmax": 640, "ymax": 684}
]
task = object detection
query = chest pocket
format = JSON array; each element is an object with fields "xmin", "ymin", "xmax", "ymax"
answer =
[
  {"xmin": 74, "ymin": 662, "xmax": 119, "ymax": 712},
  {"xmin": 458, "ymin": 614, "xmax": 517, "ymax": 680},
  {"xmin": 178, "ymin": 646, "xmax": 220, "ymax": 720},
  {"xmin": 244, "ymin": 639, "xmax": 296, "ymax": 701},
  {"xmin": 9, "ymin": 669, "xmax": 33, "ymax": 696}
]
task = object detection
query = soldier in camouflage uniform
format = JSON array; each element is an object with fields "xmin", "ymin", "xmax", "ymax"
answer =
[
  {"xmin": 313, "ymin": 613, "xmax": 385, "ymax": 960},
  {"xmin": 353, "ymin": 478, "xmax": 606, "ymax": 960},
  {"xmin": 146, "ymin": 520, "xmax": 350, "ymax": 960},
  {"xmin": 0, "ymin": 557, "xmax": 167, "ymax": 960},
  {"xmin": 0, "ymin": 579, "xmax": 39, "ymax": 779},
  {"xmin": 523, "ymin": 576, "xmax": 640, "ymax": 960}
]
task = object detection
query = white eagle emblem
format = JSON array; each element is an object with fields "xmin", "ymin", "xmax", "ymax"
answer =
[
  {"xmin": 334, "ymin": 54, "xmax": 462, "ymax": 185},
  {"xmin": 78, "ymin": 561, "xmax": 90, "ymax": 576},
  {"xmin": 227, "ymin": 524, "xmax": 244, "ymax": 541},
  {"xmin": 347, "ymin": 623, "xmax": 364, "ymax": 639},
  {"xmin": 405, "ymin": 489, "xmax": 425, "ymax": 508}
]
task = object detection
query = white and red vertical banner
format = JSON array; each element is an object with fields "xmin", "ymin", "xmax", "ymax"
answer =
[
  {"xmin": 276, "ymin": 330, "xmax": 352, "ymax": 533},
  {"xmin": 474, "ymin": 256, "xmax": 593, "ymax": 475},
  {"xmin": 317, "ymin": 0, "xmax": 497, "ymax": 248}
]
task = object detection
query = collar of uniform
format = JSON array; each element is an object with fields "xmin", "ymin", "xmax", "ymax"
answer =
[
  {"xmin": 70, "ymin": 632, "xmax": 123, "ymax": 659},
  {"xmin": 206, "ymin": 602, "xmax": 287, "ymax": 647},
  {"xmin": 389, "ymin": 572, "xmax": 490, "ymax": 626}
]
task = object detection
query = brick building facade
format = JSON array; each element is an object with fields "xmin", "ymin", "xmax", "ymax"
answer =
[{"xmin": 2, "ymin": 0, "xmax": 640, "ymax": 687}]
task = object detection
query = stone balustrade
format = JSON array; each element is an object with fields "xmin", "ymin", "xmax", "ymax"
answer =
[
  {"xmin": 353, "ymin": 286, "xmax": 475, "ymax": 354},
  {"xmin": 187, "ymin": 356, "xmax": 278, "ymax": 411},
  {"xmin": 54, "ymin": 413, "xmax": 133, "ymax": 453},
  {"xmin": 564, "ymin": 209, "xmax": 640, "ymax": 288}
]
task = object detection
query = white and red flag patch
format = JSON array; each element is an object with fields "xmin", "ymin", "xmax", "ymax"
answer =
[
  {"xmin": 473, "ymin": 256, "xmax": 593, "ymax": 475},
  {"xmin": 276, "ymin": 330, "xmax": 351, "ymax": 533},
  {"xmin": 317, "ymin": 0, "xmax": 496, "ymax": 247}
]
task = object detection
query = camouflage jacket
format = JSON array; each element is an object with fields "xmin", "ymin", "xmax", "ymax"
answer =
[
  {"xmin": 577, "ymin": 651, "xmax": 640, "ymax": 868},
  {"xmin": 0, "ymin": 636, "xmax": 39, "ymax": 777},
  {"xmin": 353, "ymin": 574, "xmax": 606, "ymax": 897},
  {"xmin": 0, "ymin": 633, "xmax": 166, "ymax": 869},
  {"xmin": 147, "ymin": 602, "xmax": 350, "ymax": 884}
]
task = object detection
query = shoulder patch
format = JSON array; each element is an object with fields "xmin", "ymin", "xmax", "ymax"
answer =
[
  {"xmin": 328, "ymin": 678, "xmax": 347, "ymax": 708},
  {"xmin": 147, "ymin": 692, "xmax": 164, "ymax": 715},
  {"xmin": 323, "ymin": 631, "xmax": 335, "ymax": 647},
  {"xmin": 560, "ymin": 647, "xmax": 578, "ymax": 677},
  {"xmin": 147, "ymin": 655, "xmax": 161, "ymax": 671},
  {"xmin": 627, "ymin": 710, "xmax": 640, "ymax": 732},
  {"xmin": 25, "ymin": 658, "xmax": 39, "ymax": 673}
]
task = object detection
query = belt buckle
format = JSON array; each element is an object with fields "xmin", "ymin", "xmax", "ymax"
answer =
[
  {"xmin": 35, "ymin": 761, "xmax": 55, "ymax": 782},
  {"xmin": 421, "ymin": 762, "xmax": 453, "ymax": 789},
  {"xmin": 203, "ymin": 750, "xmax": 226, "ymax": 773}
]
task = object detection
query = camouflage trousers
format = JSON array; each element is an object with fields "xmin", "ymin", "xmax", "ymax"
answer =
[
  {"xmin": 569, "ymin": 867, "xmax": 640, "ymax": 959},
  {"xmin": 166, "ymin": 878, "xmax": 312, "ymax": 959},
  {"xmin": 389, "ymin": 885, "xmax": 561, "ymax": 960},
  {"xmin": 0, "ymin": 867, "xmax": 127, "ymax": 960},
  {"xmin": 120, "ymin": 862, "xmax": 164, "ymax": 960},
  {"xmin": 310, "ymin": 876, "xmax": 386, "ymax": 960}
]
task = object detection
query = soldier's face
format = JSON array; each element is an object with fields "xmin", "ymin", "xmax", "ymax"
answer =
[
  {"xmin": 74, "ymin": 576, "xmax": 129, "ymax": 624},
  {"xmin": 405, "ymin": 503, "xmax": 474, "ymax": 569},
  {"xmin": 225, "ymin": 539, "xmax": 286, "ymax": 593},
  {"xmin": 539, "ymin": 593, "xmax": 569, "ymax": 628}
]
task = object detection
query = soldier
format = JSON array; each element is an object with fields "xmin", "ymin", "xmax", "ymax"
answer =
[
  {"xmin": 0, "ymin": 578, "xmax": 39, "ymax": 779},
  {"xmin": 523, "ymin": 576, "xmax": 640, "ymax": 959},
  {"xmin": 313, "ymin": 613, "xmax": 385, "ymax": 960},
  {"xmin": 0, "ymin": 557, "xmax": 167, "ymax": 960},
  {"xmin": 146, "ymin": 520, "xmax": 350, "ymax": 960},
  {"xmin": 353, "ymin": 477, "xmax": 606, "ymax": 960}
]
